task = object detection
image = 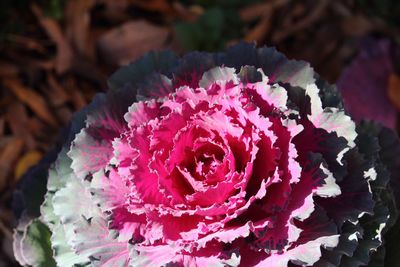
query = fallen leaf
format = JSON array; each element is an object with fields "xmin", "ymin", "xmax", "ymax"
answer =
[
  {"xmin": 97, "ymin": 20, "xmax": 170, "ymax": 65},
  {"xmin": 172, "ymin": 2, "xmax": 202, "ymax": 22},
  {"xmin": 272, "ymin": 0, "xmax": 329, "ymax": 43},
  {"xmin": 31, "ymin": 4, "xmax": 74, "ymax": 74},
  {"xmin": 56, "ymin": 106, "xmax": 73, "ymax": 125},
  {"xmin": 46, "ymin": 73, "xmax": 69, "ymax": 107},
  {"xmin": 96, "ymin": 2, "xmax": 131, "ymax": 24},
  {"xmin": 244, "ymin": 10, "xmax": 273, "ymax": 43},
  {"xmin": 0, "ymin": 61, "xmax": 19, "ymax": 77},
  {"xmin": 65, "ymin": 77, "xmax": 87, "ymax": 109},
  {"xmin": 388, "ymin": 73, "xmax": 400, "ymax": 110},
  {"xmin": 71, "ymin": 89, "xmax": 87, "ymax": 110},
  {"xmin": 29, "ymin": 60, "xmax": 56, "ymax": 70},
  {"xmin": 341, "ymin": 15, "xmax": 374, "ymax": 37},
  {"xmin": 100, "ymin": 0, "xmax": 129, "ymax": 12},
  {"xmin": 28, "ymin": 118, "xmax": 55, "ymax": 151},
  {"xmin": 6, "ymin": 34, "xmax": 47, "ymax": 54},
  {"xmin": 0, "ymin": 138, "xmax": 24, "ymax": 192},
  {"xmin": 101, "ymin": 0, "xmax": 175, "ymax": 16},
  {"xmin": 129, "ymin": 0, "xmax": 175, "ymax": 16},
  {"xmin": 15, "ymin": 150, "xmax": 43, "ymax": 180},
  {"xmin": 6, "ymin": 103, "xmax": 35, "ymax": 149},
  {"xmin": 65, "ymin": 0, "xmax": 95, "ymax": 58},
  {"xmin": 28, "ymin": 118, "xmax": 46, "ymax": 140},
  {"xmin": 3, "ymin": 79, "xmax": 58, "ymax": 127},
  {"xmin": 240, "ymin": 0, "xmax": 287, "ymax": 22},
  {"xmin": 0, "ymin": 118, "xmax": 4, "ymax": 137}
]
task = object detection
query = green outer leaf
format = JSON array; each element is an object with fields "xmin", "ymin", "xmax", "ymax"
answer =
[
  {"xmin": 14, "ymin": 219, "xmax": 56, "ymax": 267},
  {"xmin": 40, "ymin": 147, "xmax": 93, "ymax": 266}
]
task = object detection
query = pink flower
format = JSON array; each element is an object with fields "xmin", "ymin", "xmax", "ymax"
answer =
[{"xmin": 14, "ymin": 44, "xmax": 399, "ymax": 267}]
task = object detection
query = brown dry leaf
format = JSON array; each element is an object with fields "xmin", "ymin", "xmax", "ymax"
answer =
[
  {"xmin": 129, "ymin": 0, "xmax": 175, "ymax": 16},
  {"xmin": 341, "ymin": 15, "xmax": 374, "ymax": 37},
  {"xmin": 0, "ymin": 138, "xmax": 24, "ymax": 192},
  {"xmin": 240, "ymin": 0, "xmax": 287, "ymax": 22},
  {"xmin": 14, "ymin": 150, "xmax": 43, "ymax": 180},
  {"xmin": 3, "ymin": 79, "xmax": 58, "ymax": 127},
  {"xmin": 47, "ymin": 73, "xmax": 69, "ymax": 107},
  {"xmin": 97, "ymin": 20, "xmax": 170, "ymax": 65},
  {"xmin": 98, "ymin": 4, "xmax": 131, "ymax": 24},
  {"xmin": 6, "ymin": 103, "xmax": 35, "ymax": 149},
  {"xmin": 28, "ymin": 117, "xmax": 56, "ymax": 152},
  {"xmin": 4, "ymin": 50, "xmax": 55, "ymax": 71},
  {"xmin": 56, "ymin": 106, "xmax": 73, "ymax": 125},
  {"xmin": 291, "ymin": 2, "xmax": 306, "ymax": 19},
  {"xmin": 388, "ymin": 73, "xmax": 400, "ymax": 110},
  {"xmin": 79, "ymin": 80, "xmax": 99, "ymax": 101},
  {"xmin": 71, "ymin": 89, "xmax": 87, "ymax": 110},
  {"xmin": 30, "ymin": 60, "xmax": 56, "ymax": 70},
  {"xmin": 101, "ymin": 0, "xmax": 129, "ymax": 12},
  {"xmin": 0, "ymin": 118, "xmax": 4, "ymax": 137},
  {"xmin": 172, "ymin": 2, "xmax": 202, "ymax": 22},
  {"xmin": 272, "ymin": 0, "xmax": 329, "ymax": 43},
  {"xmin": 0, "ymin": 61, "xmax": 18, "ymax": 77},
  {"xmin": 28, "ymin": 117, "xmax": 46, "ymax": 139},
  {"xmin": 330, "ymin": 1, "xmax": 352, "ymax": 16},
  {"xmin": 31, "ymin": 4, "xmax": 74, "ymax": 74},
  {"xmin": 244, "ymin": 10, "xmax": 273, "ymax": 43},
  {"xmin": 65, "ymin": 0, "xmax": 95, "ymax": 58},
  {"xmin": 65, "ymin": 77, "xmax": 87, "ymax": 109},
  {"xmin": 6, "ymin": 34, "xmax": 47, "ymax": 54}
]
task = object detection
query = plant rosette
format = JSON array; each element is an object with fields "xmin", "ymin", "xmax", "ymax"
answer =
[{"xmin": 12, "ymin": 43, "xmax": 400, "ymax": 267}]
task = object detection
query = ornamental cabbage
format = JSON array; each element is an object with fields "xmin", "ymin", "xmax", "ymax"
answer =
[{"xmin": 13, "ymin": 43, "xmax": 400, "ymax": 267}]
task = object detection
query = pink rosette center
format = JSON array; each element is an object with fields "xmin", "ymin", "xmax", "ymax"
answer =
[{"xmin": 82, "ymin": 66, "xmax": 351, "ymax": 266}]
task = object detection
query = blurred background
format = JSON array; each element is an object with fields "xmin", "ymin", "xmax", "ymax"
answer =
[{"xmin": 1, "ymin": 0, "xmax": 400, "ymax": 265}]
